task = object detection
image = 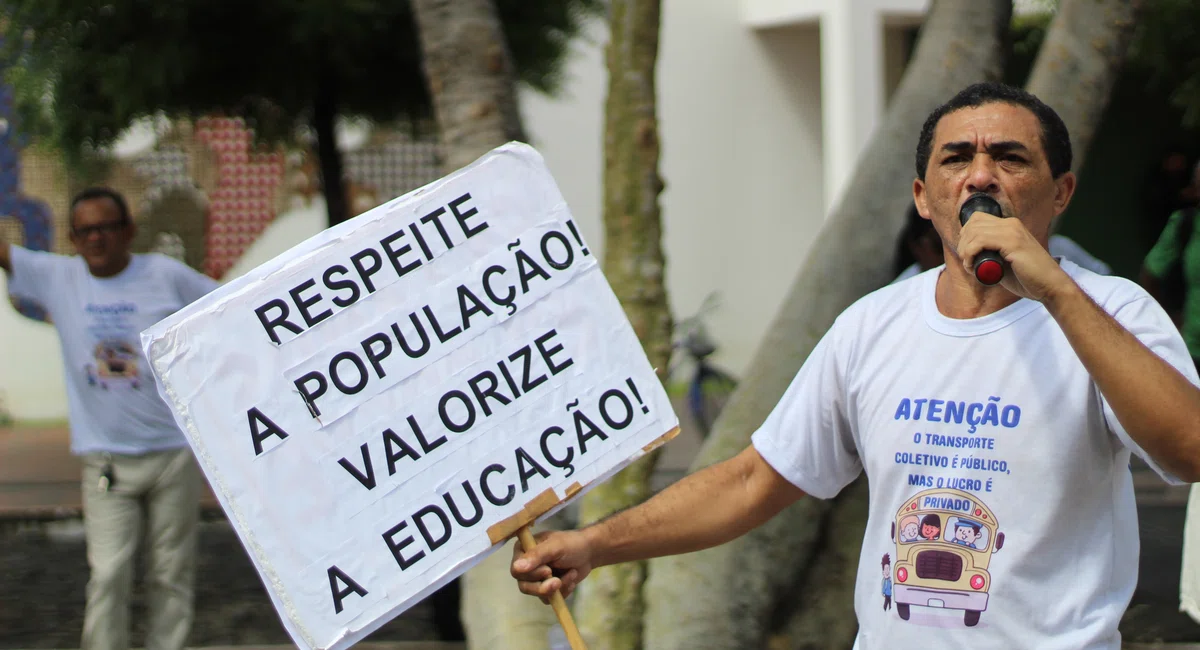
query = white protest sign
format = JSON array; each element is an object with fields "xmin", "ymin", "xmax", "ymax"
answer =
[{"xmin": 140, "ymin": 143, "xmax": 679, "ymax": 650}]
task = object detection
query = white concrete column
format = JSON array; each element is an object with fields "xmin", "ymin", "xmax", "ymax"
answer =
[{"xmin": 819, "ymin": 1, "xmax": 884, "ymax": 214}]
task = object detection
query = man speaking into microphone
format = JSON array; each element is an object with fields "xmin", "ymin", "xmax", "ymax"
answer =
[{"xmin": 512, "ymin": 82, "xmax": 1200, "ymax": 648}]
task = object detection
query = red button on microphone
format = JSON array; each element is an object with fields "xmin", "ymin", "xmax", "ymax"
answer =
[{"xmin": 976, "ymin": 259, "xmax": 1003, "ymax": 285}]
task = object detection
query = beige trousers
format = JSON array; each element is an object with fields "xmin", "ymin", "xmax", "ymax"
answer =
[{"xmin": 80, "ymin": 447, "xmax": 201, "ymax": 650}]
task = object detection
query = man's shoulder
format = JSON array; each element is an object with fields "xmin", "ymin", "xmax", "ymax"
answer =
[
  {"xmin": 1063, "ymin": 260, "xmax": 1150, "ymax": 311},
  {"xmin": 837, "ymin": 270, "xmax": 926, "ymax": 327},
  {"xmin": 138, "ymin": 252, "xmax": 185, "ymax": 270},
  {"xmin": 12, "ymin": 244, "xmax": 73, "ymax": 264},
  {"xmin": 138, "ymin": 253, "xmax": 205, "ymax": 281},
  {"xmin": 9, "ymin": 245, "xmax": 82, "ymax": 278}
]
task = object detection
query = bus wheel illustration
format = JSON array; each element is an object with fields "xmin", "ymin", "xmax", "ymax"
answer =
[
  {"xmin": 964, "ymin": 610, "xmax": 980, "ymax": 627},
  {"xmin": 897, "ymin": 603, "xmax": 910, "ymax": 620}
]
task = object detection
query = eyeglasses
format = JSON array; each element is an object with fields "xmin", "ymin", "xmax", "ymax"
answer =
[{"xmin": 71, "ymin": 220, "xmax": 128, "ymax": 239}]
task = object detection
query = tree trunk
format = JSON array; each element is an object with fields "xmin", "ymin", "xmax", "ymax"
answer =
[
  {"xmin": 411, "ymin": 0, "xmax": 526, "ymax": 174},
  {"xmin": 573, "ymin": 1, "xmax": 669, "ymax": 649},
  {"xmin": 642, "ymin": 2, "xmax": 1012, "ymax": 648},
  {"xmin": 1024, "ymin": 0, "xmax": 1145, "ymax": 172},
  {"xmin": 771, "ymin": 476, "xmax": 871, "ymax": 650},
  {"xmin": 410, "ymin": 3, "xmax": 547, "ymax": 648},
  {"xmin": 312, "ymin": 78, "xmax": 349, "ymax": 227}
]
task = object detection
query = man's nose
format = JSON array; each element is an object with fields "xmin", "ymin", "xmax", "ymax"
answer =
[{"xmin": 965, "ymin": 155, "xmax": 1000, "ymax": 194}]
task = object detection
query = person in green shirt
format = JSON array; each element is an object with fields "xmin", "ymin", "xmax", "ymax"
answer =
[{"xmin": 1141, "ymin": 178, "xmax": 1200, "ymax": 368}]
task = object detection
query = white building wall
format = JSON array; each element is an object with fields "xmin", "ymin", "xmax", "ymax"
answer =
[
  {"xmin": 0, "ymin": 283, "xmax": 66, "ymax": 422},
  {"xmin": 524, "ymin": 0, "xmax": 826, "ymax": 380}
]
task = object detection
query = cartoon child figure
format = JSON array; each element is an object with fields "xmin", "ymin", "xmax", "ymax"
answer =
[
  {"xmin": 920, "ymin": 513, "xmax": 942, "ymax": 541},
  {"xmin": 952, "ymin": 520, "xmax": 982, "ymax": 549},
  {"xmin": 882, "ymin": 553, "xmax": 892, "ymax": 611},
  {"xmin": 901, "ymin": 520, "xmax": 919, "ymax": 542}
]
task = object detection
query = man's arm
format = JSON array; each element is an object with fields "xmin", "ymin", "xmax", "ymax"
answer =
[
  {"xmin": 511, "ymin": 445, "xmax": 805, "ymax": 601},
  {"xmin": 1044, "ymin": 284, "xmax": 1200, "ymax": 481},
  {"xmin": 960, "ymin": 213, "xmax": 1200, "ymax": 482}
]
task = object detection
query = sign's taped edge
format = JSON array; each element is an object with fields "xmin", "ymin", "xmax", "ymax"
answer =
[{"xmin": 485, "ymin": 425, "xmax": 681, "ymax": 544}]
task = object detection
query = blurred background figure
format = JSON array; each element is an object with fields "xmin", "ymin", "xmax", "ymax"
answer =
[
  {"xmin": 893, "ymin": 203, "xmax": 944, "ymax": 282},
  {"xmin": 1, "ymin": 187, "xmax": 218, "ymax": 650},
  {"xmin": 1144, "ymin": 150, "xmax": 1195, "ymax": 248},
  {"xmin": 1140, "ymin": 159, "xmax": 1200, "ymax": 369}
]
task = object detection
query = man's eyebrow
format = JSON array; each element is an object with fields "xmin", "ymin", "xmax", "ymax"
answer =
[
  {"xmin": 938, "ymin": 140, "xmax": 1032, "ymax": 156},
  {"xmin": 987, "ymin": 140, "xmax": 1031, "ymax": 155},
  {"xmin": 940, "ymin": 141, "xmax": 974, "ymax": 154}
]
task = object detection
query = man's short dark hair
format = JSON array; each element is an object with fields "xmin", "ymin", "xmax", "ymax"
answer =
[
  {"xmin": 915, "ymin": 82, "xmax": 1072, "ymax": 181},
  {"xmin": 70, "ymin": 187, "xmax": 132, "ymax": 229}
]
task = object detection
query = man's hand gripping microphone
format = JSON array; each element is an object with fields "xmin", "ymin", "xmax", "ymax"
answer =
[{"xmin": 959, "ymin": 193, "xmax": 1005, "ymax": 286}]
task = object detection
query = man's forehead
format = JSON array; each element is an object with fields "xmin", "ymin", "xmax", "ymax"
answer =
[
  {"xmin": 74, "ymin": 197, "xmax": 121, "ymax": 219},
  {"xmin": 933, "ymin": 102, "xmax": 1042, "ymax": 149}
]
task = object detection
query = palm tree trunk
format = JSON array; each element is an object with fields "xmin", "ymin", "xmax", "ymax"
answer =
[
  {"xmin": 411, "ymin": 0, "xmax": 525, "ymax": 174},
  {"xmin": 573, "ymin": 1, "xmax": 669, "ymax": 649},
  {"xmin": 1024, "ymin": 0, "xmax": 1145, "ymax": 172},
  {"xmin": 411, "ymin": 2, "xmax": 543, "ymax": 647}
]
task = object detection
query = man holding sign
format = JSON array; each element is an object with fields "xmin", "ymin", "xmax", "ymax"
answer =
[{"xmin": 512, "ymin": 82, "xmax": 1200, "ymax": 648}]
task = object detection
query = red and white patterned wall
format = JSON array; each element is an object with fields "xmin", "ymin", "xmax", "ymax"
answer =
[{"xmin": 194, "ymin": 117, "xmax": 285, "ymax": 279}]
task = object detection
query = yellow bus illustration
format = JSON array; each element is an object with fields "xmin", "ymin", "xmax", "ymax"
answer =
[
  {"xmin": 85, "ymin": 339, "xmax": 142, "ymax": 391},
  {"xmin": 891, "ymin": 488, "xmax": 1004, "ymax": 627}
]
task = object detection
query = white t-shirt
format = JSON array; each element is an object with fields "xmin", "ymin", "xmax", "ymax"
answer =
[
  {"xmin": 7, "ymin": 246, "xmax": 218, "ymax": 455},
  {"xmin": 752, "ymin": 260, "xmax": 1196, "ymax": 649}
]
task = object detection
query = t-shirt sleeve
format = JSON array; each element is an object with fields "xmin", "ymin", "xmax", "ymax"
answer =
[
  {"xmin": 1103, "ymin": 294, "xmax": 1200, "ymax": 485},
  {"xmin": 6, "ymin": 245, "xmax": 64, "ymax": 305},
  {"xmin": 1144, "ymin": 209, "xmax": 1189, "ymax": 278},
  {"xmin": 751, "ymin": 322, "xmax": 862, "ymax": 499},
  {"xmin": 165, "ymin": 257, "xmax": 219, "ymax": 305}
]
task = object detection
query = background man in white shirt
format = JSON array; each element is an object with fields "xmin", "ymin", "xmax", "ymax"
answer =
[{"xmin": 1, "ymin": 187, "xmax": 218, "ymax": 650}]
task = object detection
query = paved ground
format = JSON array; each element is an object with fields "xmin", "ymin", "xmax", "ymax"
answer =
[
  {"xmin": 0, "ymin": 519, "xmax": 450, "ymax": 648},
  {"xmin": 0, "ymin": 424, "xmax": 462, "ymax": 648}
]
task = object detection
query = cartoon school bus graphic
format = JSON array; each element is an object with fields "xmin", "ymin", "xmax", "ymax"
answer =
[
  {"xmin": 891, "ymin": 488, "xmax": 1004, "ymax": 627},
  {"xmin": 86, "ymin": 339, "xmax": 141, "ymax": 390}
]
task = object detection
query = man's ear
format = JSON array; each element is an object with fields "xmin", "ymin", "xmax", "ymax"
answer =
[
  {"xmin": 1053, "ymin": 171, "xmax": 1077, "ymax": 216},
  {"xmin": 120, "ymin": 220, "xmax": 139, "ymax": 249},
  {"xmin": 913, "ymin": 178, "xmax": 928, "ymax": 218}
]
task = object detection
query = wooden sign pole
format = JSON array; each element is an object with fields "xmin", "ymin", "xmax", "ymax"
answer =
[
  {"xmin": 495, "ymin": 428, "xmax": 680, "ymax": 650},
  {"xmin": 518, "ymin": 524, "xmax": 588, "ymax": 650}
]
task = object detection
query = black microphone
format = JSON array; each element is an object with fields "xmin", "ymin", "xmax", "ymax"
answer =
[{"xmin": 958, "ymin": 193, "xmax": 1005, "ymax": 286}]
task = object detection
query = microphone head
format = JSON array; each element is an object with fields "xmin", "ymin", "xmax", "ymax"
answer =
[{"xmin": 959, "ymin": 193, "xmax": 1003, "ymax": 226}]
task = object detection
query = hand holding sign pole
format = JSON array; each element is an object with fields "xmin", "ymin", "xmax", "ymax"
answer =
[
  {"xmin": 518, "ymin": 525, "xmax": 588, "ymax": 650},
  {"xmin": 958, "ymin": 193, "xmax": 1006, "ymax": 286}
]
